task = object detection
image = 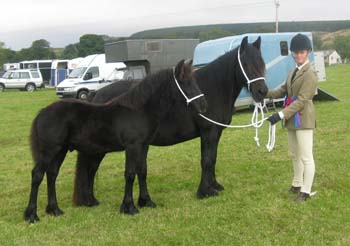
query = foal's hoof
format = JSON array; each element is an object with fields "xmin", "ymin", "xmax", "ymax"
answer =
[
  {"xmin": 138, "ymin": 197, "xmax": 157, "ymax": 208},
  {"xmin": 88, "ymin": 197, "xmax": 100, "ymax": 207},
  {"xmin": 24, "ymin": 208, "xmax": 40, "ymax": 223},
  {"xmin": 197, "ymin": 187, "xmax": 219, "ymax": 199},
  {"xmin": 120, "ymin": 203, "xmax": 139, "ymax": 215},
  {"xmin": 212, "ymin": 181, "xmax": 225, "ymax": 191},
  {"xmin": 46, "ymin": 205, "xmax": 64, "ymax": 216}
]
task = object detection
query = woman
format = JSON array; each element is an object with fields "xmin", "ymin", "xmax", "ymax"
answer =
[{"xmin": 266, "ymin": 33, "xmax": 318, "ymax": 202}]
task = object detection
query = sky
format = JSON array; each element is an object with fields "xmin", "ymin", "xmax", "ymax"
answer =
[{"xmin": 0, "ymin": 0, "xmax": 349, "ymax": 50}]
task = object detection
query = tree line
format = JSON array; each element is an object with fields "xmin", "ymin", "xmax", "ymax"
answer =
[
  {"xmin": 1, "ymin": 22, "xmax": 350, "ymax": 69},
  {"xmin": 0, "ymin": 34, "xmax": 106, "ymax": 69}
]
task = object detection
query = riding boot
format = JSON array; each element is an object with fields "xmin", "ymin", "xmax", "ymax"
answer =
[{"xmin": 288, "ymin": 186, "xmax": 301, "ymax": 194}]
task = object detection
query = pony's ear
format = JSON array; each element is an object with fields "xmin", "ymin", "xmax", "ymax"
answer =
[
  {"xmin": 240, "ymin": 36, "xmax": 249, "ymax": 53},
  {"xmin": 253, "ymin": 36, "xmax": 261, "ymax": 50},
  {"xmin": 175, "ymin": 59, "xmax": 186, "ymax": 81},
  {"xmin": 186, "ymin": 59, "xmax": 193, "ymax": 67},
  {"xmin": 184, "ymin": 59, "xmax": 193, "ymax": 74}
]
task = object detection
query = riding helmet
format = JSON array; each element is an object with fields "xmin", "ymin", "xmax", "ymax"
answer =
[{"xmin": 290, "ymin": 34, "xmax": 312, "ymax": 52}]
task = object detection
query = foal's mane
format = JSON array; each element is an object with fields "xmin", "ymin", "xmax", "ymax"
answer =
[{"xmin": 108, "ymin": 68, "xmax": 173, "ymax": 110}]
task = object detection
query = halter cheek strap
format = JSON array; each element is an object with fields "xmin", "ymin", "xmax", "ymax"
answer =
[
  {"xmin": 237, "ymin": 47, "xmax": 266, "ymax": 91},
  {"xmin": 173, "ymin": 67, "xmax": 204, "ymax": 106}
]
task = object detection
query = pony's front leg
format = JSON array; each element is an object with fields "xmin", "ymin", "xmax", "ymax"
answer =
[
  {"xmin": 120, "ymin": 144, "xmax": 141, "ymax": 215},
  {"xmin": 137, "ymin": 145, "xmax": 156, "ymax": 208},
  {"xmin": 197, "ymin": 127, "xmax": 224, "ymax": 199}
]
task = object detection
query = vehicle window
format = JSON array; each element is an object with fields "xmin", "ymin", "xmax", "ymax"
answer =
[
  {"xmin": 107, "ymin": 69, "xmax": 124, "ymax": 81},
  {"xmin": 133, "ymin": 69, "xmax": 145, "ymax": 80},
  {"xmin": 85, "ymin": 66, "xmax": 99, "ymax": 79},
  {"xmin": 9, "ymin": 72, "xmax": 20, "ymax": 79},
  {"xmin": 20, "ymin": 72, "xmax": 30, "ymax": 79},
  {"xmin": 68, "ymin": 67, "xmax": 87, "ymax": 79},
  {"xmin": 2, "ymin": 71, "xmax": 11, "ymax": 78},
  {"xmin": 31, "ymin": 71, "xmax": 40, "ymax": 78},
  {"xmin": 280, "ymin": 41, "xmax": 289, "ymax": 56}
]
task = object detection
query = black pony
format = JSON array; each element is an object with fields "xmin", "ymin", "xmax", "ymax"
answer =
[
  {"xmin": 73, "ymin": 36, "xmax": 268, "ymax": 207},
  {"xmin": 24, "ymin": 60, "xmax": 207, "ymax": 223}
]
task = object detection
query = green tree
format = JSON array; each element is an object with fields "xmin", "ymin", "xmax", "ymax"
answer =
[
  {"xmin": 76, "ymin": 34, "xmax": 105, "ymax": 57},
  {"xmin": 62, "ymin": 44, "xmax": 79, "ymax": 59},
  {"xmin": 31, "ymin": 39, "xmax": 56, "ymax": 59},
  {"xmin": 198, "ymin": 28, "xmax": 233, "ymax": 42},
  {"xmin": 334, "ymin": 36, "xmax": 350, "ymax": 61},
  {"xmin": 14, "ymin": 39, "xmax": 56, "ymax": 61},
  {"xmin": 0, "ymin": 42, "xmax": 16, "ymax": 69}
]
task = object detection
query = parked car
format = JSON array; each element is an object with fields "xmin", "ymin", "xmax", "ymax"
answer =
[{"xmin": 0, "ymin": 69, "xmax": 43, "ymax": 92}]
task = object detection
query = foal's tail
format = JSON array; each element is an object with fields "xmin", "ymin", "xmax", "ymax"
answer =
[{"xmin": 30, "ymin": 115, "xmax": 41, "ymax": 164}]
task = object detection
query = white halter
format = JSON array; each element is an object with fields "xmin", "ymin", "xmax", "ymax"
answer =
[
  {"xmin": 173, "ymin": 67, "xmax": 205, "ymax": 106},
  {"xmin": 197, "ymin": 46, "xmax": 276, "ymax": 152},
  {"xmin": 237, "ymin": 47, "xmax": 266, "ymax": 91}
]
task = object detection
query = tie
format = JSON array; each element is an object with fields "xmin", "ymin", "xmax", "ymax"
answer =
[{"xmin": 291, "ymin": 67, "xmax": 298, "ymax": 81}]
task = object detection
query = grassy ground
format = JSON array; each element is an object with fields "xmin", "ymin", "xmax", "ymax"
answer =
[{"xmin": 0, "ymin": 65, "xmax": 349, "ymax": 245}]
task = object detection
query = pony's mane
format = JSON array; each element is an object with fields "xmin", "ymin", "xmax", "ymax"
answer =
[
  {"xmin": 196, "ymin": 45, "xmax": 265, "ymax": 85},
  {"xmin": 108, "ymin": 68, "xmax": 173, "ymax": 110}
]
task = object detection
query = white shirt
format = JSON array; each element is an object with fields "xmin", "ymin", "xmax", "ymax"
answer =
[{"xmin": 296, "ymin": 60, "xmax": 309, "ymax": 70}]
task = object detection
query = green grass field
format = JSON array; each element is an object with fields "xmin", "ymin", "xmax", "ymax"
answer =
[{"xmin": 0, "ymin": 65, "xmax": 349, "ymax": 245}]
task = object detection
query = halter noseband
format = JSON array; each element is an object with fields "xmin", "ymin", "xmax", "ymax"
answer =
[
  {"xmin": 173, "ymin": 67, "xmax": 204, "ymax": 106},
  {"xmin": 237, "ymin": 47, "xmax": 266, "ymax": 91}
]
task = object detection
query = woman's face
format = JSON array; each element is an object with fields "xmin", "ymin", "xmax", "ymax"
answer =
[{"xmin": 292, "ymin": 50, "xmax": 309, "ymax": 65}]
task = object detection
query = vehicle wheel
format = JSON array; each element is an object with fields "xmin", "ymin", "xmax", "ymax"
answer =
[
  {"xmin": 78, "ymin": 90, "xmax": 89, "ymax": 100},
  {"xmin": 25, "ymin": 83, "xmax": 36, "ymax": 92},
  {"xmin": 0, "ymin": 84, "xmax": 4, "ymax": 92}
]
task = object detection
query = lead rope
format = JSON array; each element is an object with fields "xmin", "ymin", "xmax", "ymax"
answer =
[{"xmin": 198, "ymin": 102, "xmax": 276, "ymax": 152}]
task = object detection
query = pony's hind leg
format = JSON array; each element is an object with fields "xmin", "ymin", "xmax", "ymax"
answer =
[
  {"xmin": 86, "ymin": 153, "xmax": 104, "ymax": 206},
  {"xmin": 137, "ymin": 145, "xmax": 156, "ymax": 208},
  {"xmin": 24, "ymin": 163, "xmax": 46, "ymax": 223},
  {"xmin": 120, "ymin": 144, "xmax": 143, "ymax": 215},
  {"xmin": 73, "ymin": 152, "xmax": 105, "ymax": 206},
  {"xmin": 45, "ymin": 147, "xmax": 68, "ymax": 216}
]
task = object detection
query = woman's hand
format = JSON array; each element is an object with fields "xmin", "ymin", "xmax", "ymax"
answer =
[{"xmin": 267, "ymin": 112, "xmax": 283, "ymax": 125}]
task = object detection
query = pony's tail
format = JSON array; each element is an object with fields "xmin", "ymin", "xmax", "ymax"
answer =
[
  {"xmin": 73, "ymin": 153, "xmax": 89, "ymax": 206},
  {"xmin": 30, "ymin": 115, "xmax": 41, "ymax": 165}
]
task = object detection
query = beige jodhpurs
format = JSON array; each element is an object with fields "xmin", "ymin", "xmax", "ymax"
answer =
[{"xmin": 287, "ymin": 129, "xmax": 315, "ymax": 194}]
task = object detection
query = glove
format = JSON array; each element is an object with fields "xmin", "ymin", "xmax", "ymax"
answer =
[{"xmin": 267, "ymin": 112, "xmax": 282, "ymax": 125}]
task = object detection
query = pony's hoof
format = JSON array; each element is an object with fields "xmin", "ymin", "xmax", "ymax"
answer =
[
  {"xmin": 120, "ymin": 203, "xmax": 139, "ymax": 215},
  {"xmin": 212, "ymin": 181, "xmax": 225, "ymax": 191},
  {"xmin": 88, "ymin": 197, "xmax": 100, "ymax": 207},
  {"xmin": 24, "ymin": 208, "xmax": 40, "ymax": 223},
  {"xmin": 197, "ymin": 186, "xmax": 219, "ymax": 199},
  {"xmin": 46, "ymin": 205, "xmax": 64, "ymax": 216},
  {"xmin": 138, "ymin": 197, "xmax": 157, "ymax": 208}
]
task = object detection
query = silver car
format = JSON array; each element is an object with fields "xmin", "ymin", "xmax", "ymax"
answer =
[{"xmin": 0, "ymin": 69, "xmax": 43, "ymax": 92}]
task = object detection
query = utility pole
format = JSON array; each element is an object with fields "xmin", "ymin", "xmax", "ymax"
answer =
[{"xmin": 275, "ymin": 0, "xmax": 280, "ymax": 33}]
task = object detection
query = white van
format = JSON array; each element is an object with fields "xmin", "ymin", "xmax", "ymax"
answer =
[
  {"xmin": 56, "ymin": 54, "xmax": 126, "ymax": 100},
  {"xmin": 0, "ymin": 69, "xmax": 43, "ymax": 92}
]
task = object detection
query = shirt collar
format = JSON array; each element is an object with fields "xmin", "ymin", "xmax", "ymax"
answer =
[{"xmin": 296, "ymin": 60, "xmax": 309, "ymax": 70}]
